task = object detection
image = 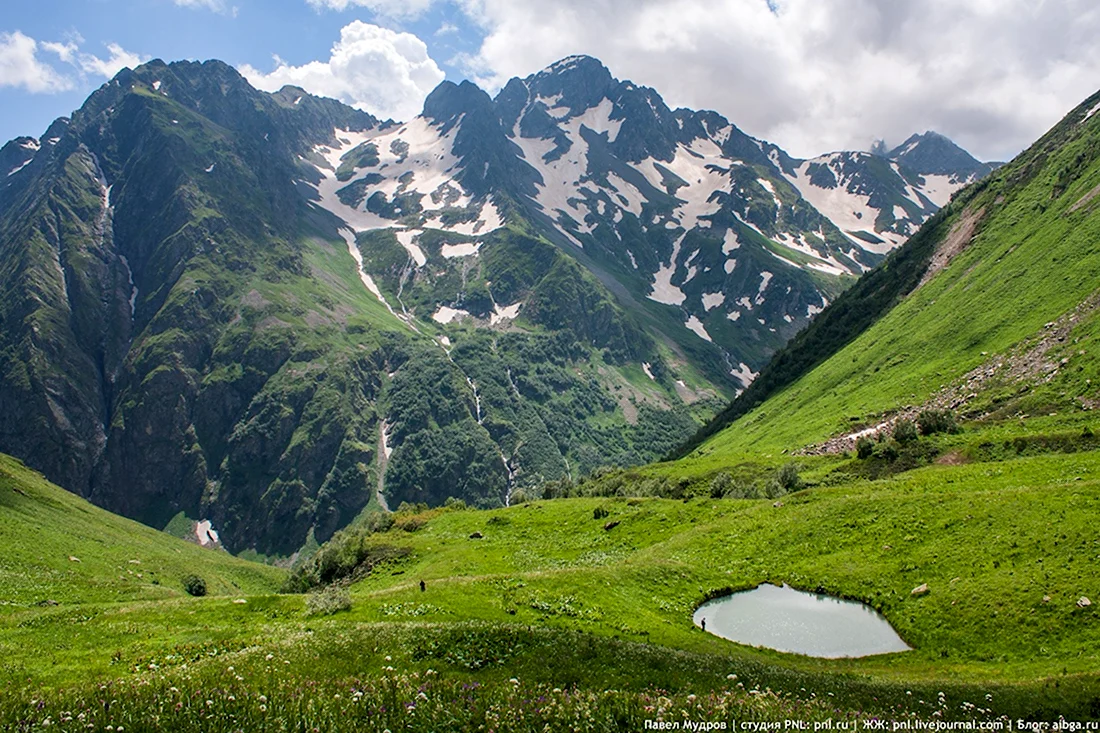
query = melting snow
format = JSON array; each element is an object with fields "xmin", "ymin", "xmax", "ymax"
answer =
[
  {"xmin": 642, "ymin": 362, "xmax": 656, "ymax": 380},
  {"xmin": 756, "ymin": 271, "xmax": 773, "ymax": 302},
  {"xmin": 727, "ymin": 310, "xmax": 742, "ymax": 322},
  {"xmin": 1086, "ymin": 101, "xmax": 1100, "ymax": 121},
  {"xmin": 722, "ymin": 228, "xmax": 742, "ymax": 254},
  {"xmin": 152, "ymin": 80, "xmax": 161, "ymax": 91},
  {"xmin": 730, "ymin": 362, "xmax": 758, "ymax": 388},
  {"xmin": 6, "ymin": 161, "xmax": 29, "ymax": 177},
  {"xmin": 195, "ymin": 520, "xmax": 219, "ymax": 547},
  {"xmin": 724, "ymin": 259, "xmax": 737, "ymax": 274},
  {"xmin": 395, "ymin": 229, "xmax": 427, "ymax": 267},
  {"xmin": 204, "ymin": 163, "xmax": 216, "ymax": 173},
  {"xmin": 490, "ymin": 301, "xmax": 522, "ymax": 325},
  {"xmin": 648, "ymin": 234, "xmax": 687, "ymax": 306},
  {"xmin": 916, "ymin": 174, "xmax": 961, "ymax": 208},
  {"xmin": 702, "ymin": 292, "xmax": 726, "ymax": 310},
  {"xmin": 441, "ymin": 241, "xmax": 482, "ymax": 258},
  {"xmin": 685, "ymin": 315, "xmax": 713, "ymax": 342},
  {"xmin": 432, "ymin": 305, "xmax": 471, "ymax": 324}
]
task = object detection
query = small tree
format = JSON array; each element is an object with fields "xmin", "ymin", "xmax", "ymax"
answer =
[
  {"xmin": 893, "ymin": 419, "xmax": 919, "ymax": 444},
  {"xmin": 917, "ymin": 409, "xmax": 958, "ymax": 436},
  {"xmin": 856, "ymin": 436, "xmax": 875, "ymax": 459}
]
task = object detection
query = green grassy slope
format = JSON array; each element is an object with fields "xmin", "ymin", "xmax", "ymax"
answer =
[
  {"xmin": 669, "ymin": 89, "xmax": 1100, "ymax": 469},
  {"xmin": 0, "ymin": 454, "xmax": 284, "ymax": 606},
  {"xmin": 2, "ymin": 448, "xmax": 1098, "ymax": 721}
]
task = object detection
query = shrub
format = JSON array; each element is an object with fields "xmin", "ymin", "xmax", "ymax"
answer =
[
  {"xmin": 776, "ymin": 462, "xmax": 801, "ymax": 491},
  {"xmin": 443, "ymin": 496, "xmax": 468, "ymax": 510},
  {"xmin": 182, "ymin": 574, "xmax": 207, "ymax": 597},
  {"xmin": 709, "ymin": 473, "xmax": 732, "ymax": 498},
  {"xmin": 593, "ymin": 506, "xmax": 610, "ymax": 520},
  {"xmin": 306, "ymin": 585, "xmax": 352, "ymax": 616},
  {"xmin": 509, "ymin": 489, "xmax": 528, "ymax": 505},
  {"xmin": 765, "ymin": 479, "xmax": 787, "ymax": 499},
  {"xmin": 855, "ymin": 436, "xmax": 875, "ymax": 459},
  {"xmin": 917, "ymin": 409, "xmax": 959, "ymax": 436},
  {"xmin": 893, "ymin": 419, "xmax": 919, "ymax": 444}
]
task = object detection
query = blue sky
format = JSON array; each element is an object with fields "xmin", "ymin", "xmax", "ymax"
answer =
[
  {"xmin": 3, "ymin": 1, "xmax": 1099, "ymax": 162},
  {"xmin": 0, "ymin": 0, "xmax": 484, "ymax": 142}
]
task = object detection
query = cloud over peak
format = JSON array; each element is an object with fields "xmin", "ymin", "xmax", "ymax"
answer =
[{"xmin": 241, "ymin": 21, "xmax": 445, "ymax": 121}]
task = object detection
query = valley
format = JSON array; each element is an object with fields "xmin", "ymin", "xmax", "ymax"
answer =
[{"xmin": 1, "ymin": 40, "xmax": 1098, "ymax": 728}]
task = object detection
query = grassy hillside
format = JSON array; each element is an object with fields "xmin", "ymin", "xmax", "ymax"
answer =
[
  {"xmin": 2, "ymin": 444, "xmax": 1099, "ymax": 725},
  {"xmin": 0, "ymin": 453, "xmax": 284, "ymax": 606}
]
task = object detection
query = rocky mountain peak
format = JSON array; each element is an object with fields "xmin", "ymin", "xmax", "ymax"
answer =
[{"xmin": 887, "ymin": 130, "xmax": 992, "ymax": 179}]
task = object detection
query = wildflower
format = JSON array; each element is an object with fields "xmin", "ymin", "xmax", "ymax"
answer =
[
  {"xmin": 727, "ymin": 674, "xmax": 737, "ymax": 681},
  {"xmin": 266, "ymin": 654, "xmax": 274, "ymax": 661},
  {"xmin": 509, "ymin": 678, "xmax": 520, "ymax": 686},
  {"xmin": 259, "ymin": 695, "xmax": 268, "ymax": 703},
  {"xmin": 259, "ymin": 704, "xmax": 267, "ymax": 713}
]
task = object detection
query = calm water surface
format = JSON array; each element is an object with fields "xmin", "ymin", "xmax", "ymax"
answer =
[{"xmin": 693, "ymin": 583, "xmax": 911, "ymax": 658}]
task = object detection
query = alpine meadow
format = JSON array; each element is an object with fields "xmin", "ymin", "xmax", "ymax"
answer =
[{"xmin": 1, "ymin": 3, "xmax": 1100, "ymax": 730}]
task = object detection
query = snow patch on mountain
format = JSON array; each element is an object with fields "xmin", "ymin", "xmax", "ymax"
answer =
[
  {"xmin": 395, "ymin": 229, "xmax": 428, "ymax": 267},
  {"xmin": 685, "ymin": 314, "xmax": 713, "ymax": 342},
  {"xmin": 702, "ymin": 292, "xmax": 726, "ymax": 311},
  {"xmin": 441, "ymin": 241, "xmax": 482, "ymax": 258},
  {"xmin": 648, "ymin": 234, "xmax": 687, "ymax": 306},
  {"xmin": 433, "ymin": 305, "xmax": 471, "ymax": 324}
]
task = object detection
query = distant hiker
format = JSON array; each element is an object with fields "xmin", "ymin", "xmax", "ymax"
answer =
[
  {"xmin": 419, "ymin": 580, "xmax": 426, "ymax": 592},
  {"xmin": 701, "ymin": 617, "xmax": 706, "ymax": 632}
]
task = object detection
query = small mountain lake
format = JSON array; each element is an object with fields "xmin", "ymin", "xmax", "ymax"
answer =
[{"xmin": 693, "ymin": 583, "xmax": 911, "ymax": 658}]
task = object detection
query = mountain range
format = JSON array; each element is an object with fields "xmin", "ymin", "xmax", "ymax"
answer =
[{"xmin": 0, "ymin": 55, "xmax": 993, "ymax": 555}]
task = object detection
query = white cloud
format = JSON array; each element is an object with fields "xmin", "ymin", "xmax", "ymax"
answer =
[
  {"xmin": 0, "ymin": 31, "xmax": 75, "ymax": 93},
  {"xmin": 455, "ymin": 0, "xmax": 1100, "ymax": 162},
  {"xmin": 306, "ymin": 0, "xmax": 436, "ymax": 20},
  {"xmin": 240, "ymin": 21, "xmax": 445, "ymax": 121},
  {"xmin": 78, "ymin": 43, "xmax": 148, "ymax": 79}
]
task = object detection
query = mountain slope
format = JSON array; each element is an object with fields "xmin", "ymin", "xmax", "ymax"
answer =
[
  {"xmin": 673, "ymin": 86, "xmax": 1100, "ymax": 464},
  {"xmin": 0, "ymin": 452, "xmax": 283, "ymax": 605},
  {"xmin": 0, "ymin": 55, "xmax": 992, "ymax": 556}
]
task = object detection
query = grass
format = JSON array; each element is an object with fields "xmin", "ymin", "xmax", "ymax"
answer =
[
  {"xmin": 3, "ymin": 443, "xmax": 1100, "ymax": 724},
  {"xmin": 0, "ymin": 454, "xmax": 283, "ymax": 607}
]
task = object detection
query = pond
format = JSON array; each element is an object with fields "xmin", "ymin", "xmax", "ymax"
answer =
[{"xmin": 693, "ymin": 583, "xmax": 911, "ymax": 658}]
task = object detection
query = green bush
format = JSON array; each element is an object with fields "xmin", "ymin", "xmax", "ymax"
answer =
[
  {"xmin": 776, "ymin": 462, "xmax": 801, "ymax": 491},
  {"xmin": 306, "ymin": 585, "xmax": 352, "ymax": 616},
  {"xmin": 443, "ymin": 496, "xmax": 468, "ymax": 510},
  {"xmin": 509, "ymin": 489, "xmax": 529, "ymax": 505},
  {"xmin": 709, "ymin": 472, "xmax": 732, "ymax": 498},
  {"xmin": 917, "ymin": 409, "xmax": 959, "ymax": 436},
  {"xmin": 893, "ymin": 419, "xmax": 919, "ymax": 444},
  {"xmin": 856, "ymin": 436, "xmax": 875, "ymax": 459},
  {"xmin": 182, "ymin": 574, "xmax": 207, "ymax": 597},
  {"xmin": 593, "ymin": 506, "xmax": 610, "ymax": 520}
]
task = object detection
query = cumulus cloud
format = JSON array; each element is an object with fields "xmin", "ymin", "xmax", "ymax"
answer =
[
  {"xmin": 240, "ymin": 21, "xmax": 445, "ymax": 121},
  {"xmin": 305, "ymin": 0, "xmax": 436, "ymax": 20},
  {"xmin": 77, "ymin": 43, "xmax": 148, "ymax": 78},
  {"xmin": 456, "ymin": 0, "xmax": 1100, "ymax": 161},
  {"xmin": 0, "ymin": 31, "xmax": 75, "ymax": 93}
]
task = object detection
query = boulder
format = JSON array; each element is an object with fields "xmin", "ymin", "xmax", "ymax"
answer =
[
  {"xmin": 1077, "ymin": 596, "xmax": 1091, "ymax": 608},
  {"xmin": 911, "ymin": 583, "xmax": 930, "ymax": 596}
]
